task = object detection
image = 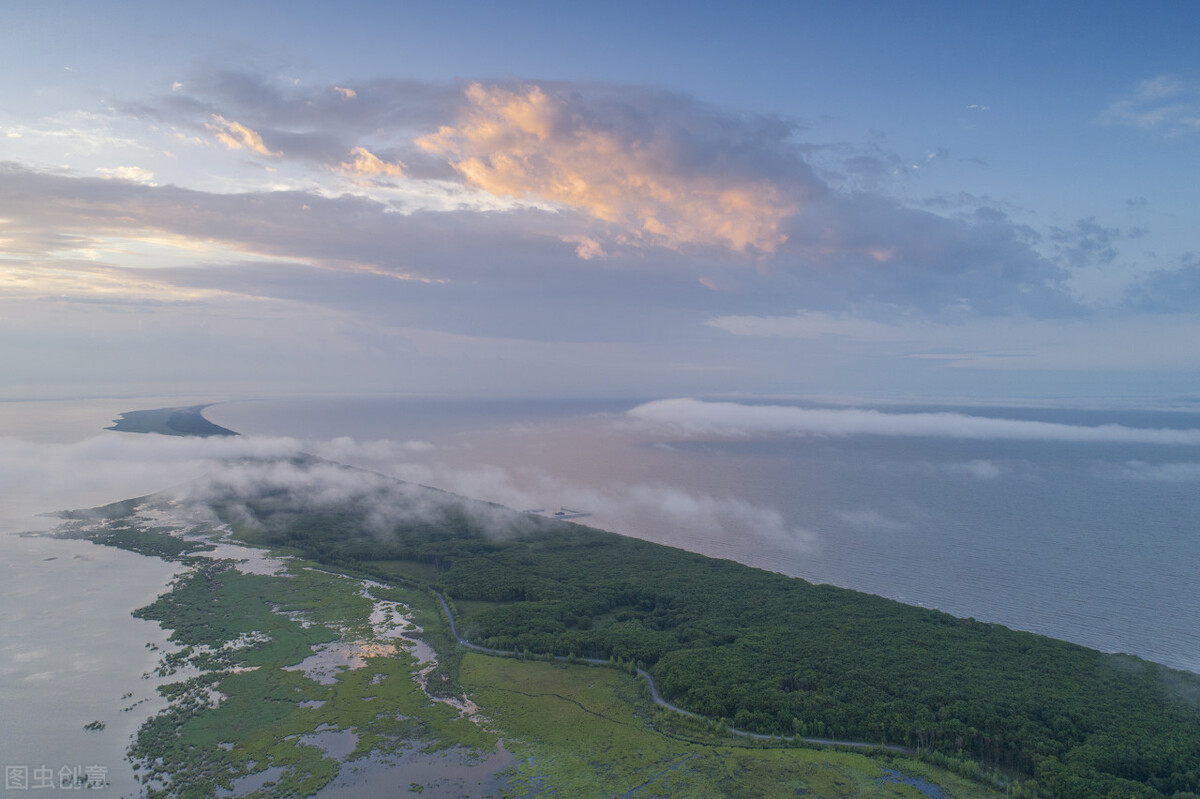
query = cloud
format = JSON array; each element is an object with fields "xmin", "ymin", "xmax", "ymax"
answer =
[
  {"xmin": 1116, "ymin": 460, "xmax": 1200, "ymax": 483},
  {"xmin": 205, "ymin": 114, "xmax": 280, "ymax": 156},
  {"xmin": 626, "ymin": 398, "xmax": 1200, "ymax": 444},
  {"xmin": 338, "ymin": 146, "xmax": 405, "ymax": 179},
  {"xmin": 704, "ymin": 308, "xmax": 1200, "ymax": 372},
  {"xmin": 1123, "ymin": 254, "xmax": 1200, "ymax": 313},
  {"xmin": 417, "ymin": 82, "xmax": 811, "ymax": 253},
  {"xmin": 382, "ymin": 458, "xmax": 818, "ymax": 557},
  {"xmin": 0, "ymin": 162, "xmax": 575, "ymax": 285},
  {"xmin": 561, "ymin": 235, "xmax": 606, "ymax": 260},
  {"xmin": 94, "ymin": 166, "xmax": 155, "ymax": 184},
  {"xmin": 834, "ymin": 508, "xmax": 913, "ymax": 533},
  {"xmin": 66, "ymin": 71, "xmax": 1086, "ymax": 318},
  {"xmin": 707, "ymin": 310, "xmax": 914, "ymax": 341},
  {"xmin": 0, "ymin": 433, "xmax": 307, "ymax": 522},
  {"xmin": 1100, "ymin": 75, "xmax": 1200, "ymax": 135},
  {"xmin": 0, "ymin": 430, "xmax": 815, "ymax": 568},
  {"xmin": 1049, "ymin": 217, "xmax": 1121, "ymax": 268},
  {"xmin": 307, "ymin": 436, "xmax": 434, "ymax": 461},
  {"xmin": 294, "ymin": 434, "xmax": 819, "ymax": 557},
  {"xmin": 2, "ymin": 63, "xmax": 1180, "ymax": 394},
  {"xmin": 115, "ymin": 71, "xmax": 463, "ymax": 175},
  {"xmin": 0, "ymin": 431, "xmax": 537, "ymax": 542},
  {"xmin": 0, "ymin": 111, "xmax": 148, "ymax": 156},
  {"xmin": 945, "ymin": 460, "xmax": 1003, "ymax": 479},
  {"xmin": 776, "ymin": 198, "xmax": 1075, "ymax": 315}
]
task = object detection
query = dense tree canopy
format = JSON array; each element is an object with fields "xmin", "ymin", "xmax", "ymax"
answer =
[{"xmin": 209, "ymin": 468, "xmax": 1200, "ymax": 799}]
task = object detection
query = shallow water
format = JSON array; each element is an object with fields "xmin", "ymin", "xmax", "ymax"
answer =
[
  {"xmin": 0, "ymin": 531, "xmax": 183, "ymax": 797},
  {"xmin": 0, "ymin": 398, "xmax": 268, "ymax": 794},
  {"xmin": 313, "ymin": 743, "xmax": 515, "ymax": 799}
]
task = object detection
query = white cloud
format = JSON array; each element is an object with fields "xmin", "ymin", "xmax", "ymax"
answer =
[
  {"xmin": 1100, "ymin": 75, "xmax": 1200, "ymax": 135},
  {"xmin": 1117, "ymin": 460, "xmax": 1200, "ymax": 482},
  {"xmin": 375, "ymin": 459, "xmax": 817, "ymax": 555},
  {"xmin": 945, "ymin": 460, "xmax": 1004, "ymax": 479},
  {"xmin": 94, "ymin": 166, "xmax": 155, "ymax": 184},
  {"xmin": 307, "ymin": 436, "xmax": 434, "ymax": 462},
  {"xmin": 0, "ymin": 430, "xmax": 816, "ymax": 568},
  {"xmin": 626, "ymin": 398, "xmax": 1200, "ymax": 444},
  {"xmin": 0, "ymin": 433, "xmax": 306, "ymax": 522},
  {"xmin": 706, "ymin": 311, "xmax": 916, "ymax": 341},
  {"xmin": 834, "ymin": 508, "xmax": 913, "ymax": 533}
]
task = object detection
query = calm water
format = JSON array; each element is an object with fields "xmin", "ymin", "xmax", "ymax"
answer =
[
  {"xmin": 0, "ymin": 399, "xmax": 214, "ymax": 795},
  {"xmin": 208, "ymin": 396, "xmax": 1200, "ymax": 674}
]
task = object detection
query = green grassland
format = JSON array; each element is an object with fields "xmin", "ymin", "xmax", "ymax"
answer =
[{"xmin": 462, "ymin": 654, "xmax": 1003, "ymax": 799}]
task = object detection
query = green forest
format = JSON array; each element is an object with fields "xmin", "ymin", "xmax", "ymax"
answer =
[{"xmin": 189, "ymin": 464, "xmax": 1200, "ymax": 799}]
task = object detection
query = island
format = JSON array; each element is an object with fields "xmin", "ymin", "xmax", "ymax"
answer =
[{"xmin": 106, "ymin": 404, "xmax": 239, "ymax": 437}]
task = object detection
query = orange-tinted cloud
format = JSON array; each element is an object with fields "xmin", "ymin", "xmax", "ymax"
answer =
[
  {"xmin": 418, "ymin": 83, "xmax": 798, "ymax": 254},
  {"xmin": 560, "ymin": 235, "xmax": 606, "ymax": 260},
  {"xmin": 339, "ymin": 146, "xmax": 405, "ymax": 179},
  {"xmin": 205, "ymin": 115, "xmax": 279, "ymax": 156}
]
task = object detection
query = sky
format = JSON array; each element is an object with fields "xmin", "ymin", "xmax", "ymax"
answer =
[{"xmin": 3, "ymin": 1, "xmax": 1200, "ymax": 402}]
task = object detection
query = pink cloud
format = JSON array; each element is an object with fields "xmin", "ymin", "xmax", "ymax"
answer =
[{"xmin": 418, "ymin": 82, "xmax": 799, "ymax": 254}]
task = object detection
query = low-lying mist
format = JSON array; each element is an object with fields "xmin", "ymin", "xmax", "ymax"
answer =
[{"xmin": 1, "ymin": 429, "xmax": 814, "ymax": 561}]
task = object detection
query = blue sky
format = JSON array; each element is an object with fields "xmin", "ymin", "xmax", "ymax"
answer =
[{"xmin": 3, "ymin": 1, "xmax": 1200, "ymax": 401}]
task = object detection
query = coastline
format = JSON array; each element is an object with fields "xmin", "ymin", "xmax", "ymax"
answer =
[{"xmin": 28, "ymin": 400, "xmax": 1200, "ymax": 796}]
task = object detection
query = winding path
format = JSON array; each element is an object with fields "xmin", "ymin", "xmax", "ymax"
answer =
[{"xmin": 434, "ymin": 592, "xmax": 914, "ymax": 755}]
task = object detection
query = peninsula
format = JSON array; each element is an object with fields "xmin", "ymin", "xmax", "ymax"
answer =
[{"xmin": 73, "ymin": 404, "xmax": 1200, "ymax": 798}]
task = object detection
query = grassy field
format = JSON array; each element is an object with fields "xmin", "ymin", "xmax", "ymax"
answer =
[
  {"xmin": 460, "ymin": 654, "xmax": 1005, "ymax": 799},
  {"xmin": 124, "ymin": 550, "xmax": 499, "ymax": 797}
]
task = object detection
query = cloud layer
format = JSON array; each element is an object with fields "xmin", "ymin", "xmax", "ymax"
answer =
[
  {"xmin": 0, "ymin": 428, "xmax": 814, "ymax": 565},
  {"xmin": 418, "ymin": 82, "xmax": 807, "ymax": 253},
  {"xmin": 627, "ymin": 398, "xmax": 1200, "ymax": 444},
  {"xmin": 1101, "ymin": 75, "xmax": 1200, "ymax": 136},
  {"xmin": 377, "ymin": 457, "xmax": 817, "ymax": 557},
  {"xmin": 4, "ymin": 65, "xmax": 1200, "ymax": 398}
]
